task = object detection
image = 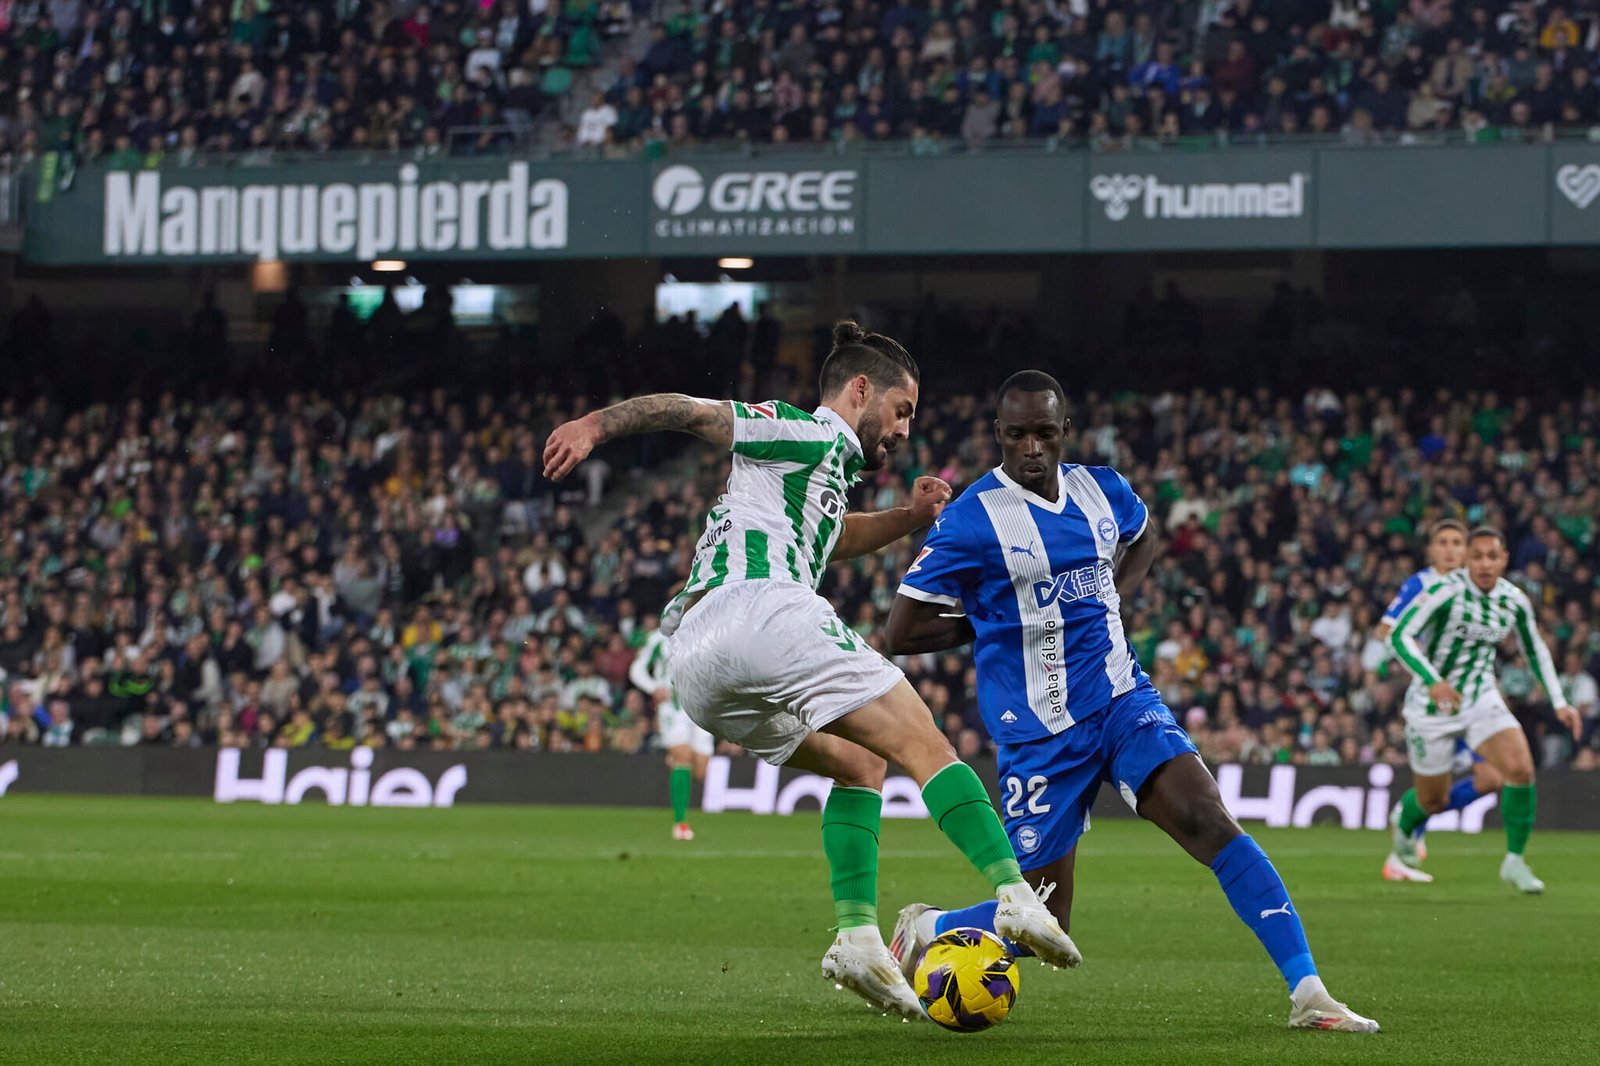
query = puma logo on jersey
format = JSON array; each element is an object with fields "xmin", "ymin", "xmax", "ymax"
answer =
[
  {"xmin": 1009, "ymin": 542, "xmax": 1038, "ymax": 559},
  {"xmin": 1259, "ymin": 902, "xmax": 1292, "ymax": 920},
  {"xmin": 1000, "ymin": 710, "xmax": 1018, "ymax": 724}
]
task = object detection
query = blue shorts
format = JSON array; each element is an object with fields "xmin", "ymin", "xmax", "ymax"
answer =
[
  {"xmin": 995, "ymin": 685, "xmax": 1197, "ymax": 870},
  {"xmin": 1454, "ymin": 738, "xmax": 1485, "ymax": 775}
]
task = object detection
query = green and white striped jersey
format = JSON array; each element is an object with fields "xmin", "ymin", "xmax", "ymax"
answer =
[
  {"xmin": 660, "ymin": 401, "xmax": 865, "ymax": 636},
  {"xmin": 630, "ymin": 629, "xmax": 671, "ymax": 694},
  {"xmin": 1390, "ymin": 571, "xmax": 1567, "ymax": 715}
]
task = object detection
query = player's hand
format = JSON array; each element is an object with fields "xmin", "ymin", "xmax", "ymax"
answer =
[
  {"xmin": 909, "ymin": 476, "xmax": 953, "ymax": 527},
  {"xmin": 1556, "ymin": 704, "xmax": 1582, "ymax": 739},
  {"xmin": 1428, "ymin": 681, "xmax": 1463, "ymax": 712},
  {"xmin": 542, "ymin": 415, "xmax": 604, "ymax": 481},
  {"xmin": 654, "ymin": 687, "xmax": 672, "ymax": 707}
]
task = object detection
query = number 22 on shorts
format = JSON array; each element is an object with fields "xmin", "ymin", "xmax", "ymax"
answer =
[{"xmin": 1003, "ymin": 774, "xmax": 1051, "ymax": 818}]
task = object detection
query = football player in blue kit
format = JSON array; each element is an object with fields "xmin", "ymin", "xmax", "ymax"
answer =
[{"xmin": 884, "ymin": 371, "xmax": 1379, "ymax": 1033}]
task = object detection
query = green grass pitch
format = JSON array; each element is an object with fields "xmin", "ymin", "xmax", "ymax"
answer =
[{"xmin": 2, "ymin": 796, "xmax": 1596, "ymax": 1065}]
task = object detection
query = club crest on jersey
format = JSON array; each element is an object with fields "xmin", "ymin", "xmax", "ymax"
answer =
[
  {"xmin": 1032, "ymin": 565, "xmax": 1107, "ymax": 608},
  {"xmin": 1096, "ymin": 517, "xmax": 1117, "ymax": 543},
  {"xmin": 908, "ymin": 546, "xmax": 933, "ymax": 574}
]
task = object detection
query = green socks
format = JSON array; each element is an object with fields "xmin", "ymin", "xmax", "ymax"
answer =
[
  {"xmin": 1501, "ymin": 783, "xmax": 1536, "ymax": 855},
  {"xmin": 670, "ymin": 766, "xmax": 692, "ymax": 823},
  {"xmin": 822, "ymin": 786, "xmax": 883, "ymax": 929},
  {"xmin": 922, "ymin": 762, "xmax": 1023, "ymax": 889},
  {"xmin": 1396, "ymin": 787, "xmax": 1430, "ymax": 837}
]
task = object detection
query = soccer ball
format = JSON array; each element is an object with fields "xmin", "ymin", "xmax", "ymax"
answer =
[{"xmin": 912, "ymin": 927, "xmax": 1020, "ymax": 1032}]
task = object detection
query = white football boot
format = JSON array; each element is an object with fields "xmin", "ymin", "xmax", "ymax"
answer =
[
  {"xmin": 820, "ymin": 925, "xmax": 924, "ymax": 1020},
  {"xmin": 671, "ymin": 822, "xmax": 694, "ymax": 841},
  {"xmin": 1381, "ymin": 852, "xmax": 1434, "ymax": 883},
  {"xmin": 1500, "ymin": 853, "xmax": 1545, "ymax": 894},
  {"xmin": 993, "ymin": 881, "xmax": 1082, "ymax": 969},
  {"xmin": 1389, "ymin": 802, "xmax": 1424, "ymax": 867},
  {"xmin": 888, "ymin": 903, "xmax": 934, "ymax": 981},
  {"xmin": 1287, "ymin": 977, "xmax": 1381, "ymax": 1033}
]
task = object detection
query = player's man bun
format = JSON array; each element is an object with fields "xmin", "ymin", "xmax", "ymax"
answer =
[
  {"xmin": 818, "ymin": 320, "xmax": 919, "ymax": 398},
  {"xmin": 832, "ymin": 320, "xmax": 869, "ymax": 348}
]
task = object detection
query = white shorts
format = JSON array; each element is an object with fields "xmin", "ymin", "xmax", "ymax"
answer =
[
  {"xmin": 1402, "ymin": 685, "xmax": 1521, "ymax": 776},
  {"xmin": 658, "ymin": 701, "xmax": 715, "ymax": 756},
  {"xmin": 668, "ymin": 580, "xmax": 905, "ymax": 765}
]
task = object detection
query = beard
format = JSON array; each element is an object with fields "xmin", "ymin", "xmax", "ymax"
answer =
[{"xmin": 855, "ymin": 409, "xmax": 886, "ymax": 470}]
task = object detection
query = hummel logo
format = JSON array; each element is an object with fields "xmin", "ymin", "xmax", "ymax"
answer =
[
  {"xmin": 1000, "ymin": 710, "xmax": 1019, "ymax": 724},
  {"xmin": 1259, "ymin": 902, "xmax": 1292, "ymax": 920},
  {"xmin": 1009, "ymin": 542, "xmax": 1037, "ymax": 559}
]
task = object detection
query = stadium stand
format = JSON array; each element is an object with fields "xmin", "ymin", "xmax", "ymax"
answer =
[
  {"xmin": 6, "ymin": 1, "xmax": 1600, "ymax": 166},
  {"xmin": 0, "ymin": 291, "xmax": 1596, "ymax": 773}
]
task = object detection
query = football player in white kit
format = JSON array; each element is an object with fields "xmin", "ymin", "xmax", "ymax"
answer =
[
  {"xmin": 544, "ymin": 321, "xmax": 1078, "ymax": 1019},
  {"xmin": 630, "ymin": 624, "xmax": 715, "ymax": 840}
]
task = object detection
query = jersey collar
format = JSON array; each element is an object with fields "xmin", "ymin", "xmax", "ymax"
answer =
[
  {"xmin": 992, "ymin": 464, "xmax": 1069, "ymax": 513},
  {"xmin": 813, "ymin": 405, "xmax": 864, "ymax": 459}
]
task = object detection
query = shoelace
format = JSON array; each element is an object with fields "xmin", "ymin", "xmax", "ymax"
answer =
[{"xmin": 1033, "ymin": 878, "xmax": 1057, "ymax": 905}]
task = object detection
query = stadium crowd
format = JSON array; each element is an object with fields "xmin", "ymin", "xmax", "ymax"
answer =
[
  {"xmin": 0, "ymin": 295, "xmax": 1597, "ymax": 772},
  {"xmin": 5, "ymin": 0, "xmax": 1600, "ymax": 169}
]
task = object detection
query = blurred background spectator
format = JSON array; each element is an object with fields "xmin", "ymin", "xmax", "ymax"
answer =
[
  {"xmin": 0, "ymin": 286, "xmax": 1596, "ymax": 772},
  {"xmin": 9, "ymin": 0, "xmax": 1600, "ymax": 170}
]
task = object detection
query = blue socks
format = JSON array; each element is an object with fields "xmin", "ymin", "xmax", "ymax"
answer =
[
  {"xmin": 1415, "ymin": 776, "xmax": 1484, "ymax": 839},
  {"xmin": 933, "ymin": 900, "xmax": 998, "ymax": 938},
  {"xmin": 1447, "ymin": 775, "xmax": 1481, "ymax": 812},
  {"xmin": 930, "ymin": 835, "xmax": 1321, "ymax": 993},
  {"xmin": 1211, "ymin": 834, "xmax": 1316, "ymax": 992}
]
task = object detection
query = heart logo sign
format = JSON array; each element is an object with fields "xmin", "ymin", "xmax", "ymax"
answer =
[{"xmin": 1556, "ymin": 164, "xmax": 1600, "ymax": 209}]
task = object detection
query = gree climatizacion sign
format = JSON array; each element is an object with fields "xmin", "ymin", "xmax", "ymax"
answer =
[{"xmin": 647, "ymin": 161, "xmax": 863, "ymax": 253}]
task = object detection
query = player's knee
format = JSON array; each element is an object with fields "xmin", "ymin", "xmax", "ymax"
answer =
[
  {"xmin": 1502, "ymin": 761, "xmax": 1534, "ymax": 787},
  {"xmin": 833, "ymin": 749, "xmax": 888, "ymax": 790},
  {"xmin": 1418, "ymin": 790, "xmax": 1451, "ymax": 814}
]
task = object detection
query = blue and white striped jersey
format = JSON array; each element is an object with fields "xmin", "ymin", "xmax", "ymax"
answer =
[
  {"xmin": 1382, "ymin": 566, "xmax": 1446, "ymax": 625},
  {"xmin": 897, "ymin": 463, "xmax": 1150, "ymax": 743}
]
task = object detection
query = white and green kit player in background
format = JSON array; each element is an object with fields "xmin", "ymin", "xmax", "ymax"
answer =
[
  {"xmin": 1387, "ymin": 526, "xmax": 1582, "ymax": 892},
  {"xmin": 630, "ymin": 624, "xmax": 716, "ymax": 840},
  {"xmin": 543, "ymin": 321, "xmax": 1079, "ymax": 1019}
]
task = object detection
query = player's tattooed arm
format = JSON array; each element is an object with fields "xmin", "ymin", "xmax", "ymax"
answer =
[
  {"xmin": 542, "ymin": 395, "xmax": 732, "ymax": 480},
  {"xmin": 1114, "ymin": 511, "xmax": 1160, "ymax": 604},
  {"xmin": 884, "ymin": 595, "xmax": 975, "ymax": 656}
]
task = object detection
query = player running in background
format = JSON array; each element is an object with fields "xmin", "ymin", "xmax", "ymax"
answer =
[
  {"xmin": 884, "ymin": 371, "xmax": 1379, "ymax": 1033},
  {"xmin": 631, "ymin": 625, "xmax": 715, "ymax": 841},
  {"xmin": 1387, "ymin": 527, "xmax": 1581, "ymax": 893},
  {"xmin": 543, "ymin": 323, "xmax": 1078, "ymax": 1020},
  {"xmin": 1375, "ymin": 519, "xmax": 1503, "ymax": 883}
]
